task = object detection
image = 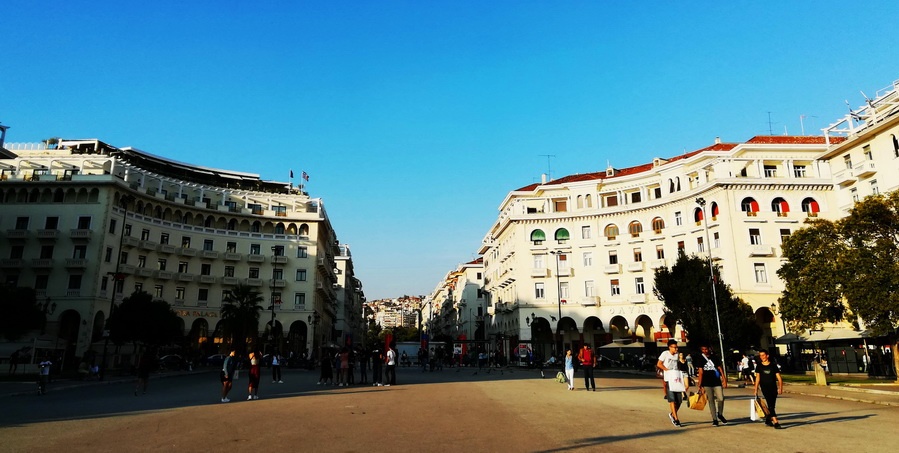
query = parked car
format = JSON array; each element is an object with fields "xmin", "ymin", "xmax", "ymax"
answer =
[
  {"xmin": 158, "ymin": 354, "xmax": 187, "ymax": 371},
  {"xmin": 206, "ymin": 354, "xmax": 227, "ymax": 367}
]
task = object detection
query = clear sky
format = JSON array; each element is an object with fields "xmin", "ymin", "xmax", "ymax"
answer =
[{"xmin": 2, "ymin": 2, "xmax": 897, "ymax": 299}]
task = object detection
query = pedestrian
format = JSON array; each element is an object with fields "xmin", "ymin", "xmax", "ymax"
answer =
[
  {"xmin": 564, "ymin": 349, "xmax": 575, "ymax": 390},
  {"xmin": 686, "ymin": 353, "xmax": 695, "ymax": 377},
  {"xmin": 134, "ymin": 348, "xmax": 156, "ymax": 396},
  {"xmin": 753, "ymin": 349, "xmax": 784, "ymax": 429},
  {"xmin": 741, "ymin": 354, "xmax": 753, "ymax": 386},
  {"xmin": 385, "ymin": 342, "xmax": 397, "ymax": 386},
  {"xmin": 578, "ymin": 343, "xmax": 597, "ymax": 391},
  {"xmin": 657, "ymin": 339, "xmax": 687, "ymax": 427},
  {"xmin": 338, "ymin": 347, "xmax": 349, "ymax": 387},
  {"xmin": 318, "ymin": 348, "xmax": 334, "ymax": 385},
  {"xmin": 38, "ymin": 355, "xmax": 52, "ymax": 395},
  {"xmin": 371, "ymin": 349, "xmax": 383, "ymax": 386},
  {"xmin": 348, "ymin": 349, "xmax": 356, "ymax": 385},
  {"xmin": 696, "ymin": 344, "xmax": 728, "ymax": 426},
  {"xmin": 247, "ymin": 350, "xmax": 261, "ymax": 400},
  {"xmin": 271, "ymin": 350, "xmax": 283, "ymax": 384},
  {"xmin": 359, "ymin": 349, "xmax": 369, "ymax": 384},
  {"xmin": 220, "ymin": 350, "xmax": 236, "ymax": 402}
]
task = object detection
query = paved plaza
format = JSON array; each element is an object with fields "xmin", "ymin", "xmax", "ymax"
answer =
[{"xmin": 2, "ymin": 367, "xmax": 898, "ymax": 452}]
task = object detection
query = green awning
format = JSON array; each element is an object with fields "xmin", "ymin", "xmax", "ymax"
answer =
[
  {"xmin": 555, "ymin": 228, "xmax": 570, "ymax": 241},
  {"xmin": 530, "ymin": 229, "xmax": 546, "ymax": 241}
]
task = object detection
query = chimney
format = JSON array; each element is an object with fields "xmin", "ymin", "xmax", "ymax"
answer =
[
  {"xmin": 714, "ymin": 136, "xmax": 721, "ymax": 144},
  {"xmin": 541, "ymin": 173, "xmax": 547, "ymax": 184}
]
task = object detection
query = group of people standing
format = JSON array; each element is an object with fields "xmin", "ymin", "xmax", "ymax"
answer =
[
  {"xmin": 317, "ymin": 343, "xmax": 397, "ymax": 387},
  {"xmin": 219, "ymin": 349, "xmax": 285, "ymax": 403},
  {"xmin": 657, "ymin": 340, "xmax": 784, "ymax": 429}
]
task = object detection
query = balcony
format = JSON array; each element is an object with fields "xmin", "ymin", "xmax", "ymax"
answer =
[
  {"xmin": 122, "ymin": 236, "xmax": 140, "ymax": 247},
  {"xmin": 199, "ymin": 275, "xmax": 217, "ymax": 284},
  {"xmin": 556, "ymin": 267, "xmax": 572, "ymax": 277},
  {"xmin": 65, "ymin": 258, "xmax": 88, "ymax": 268},
  {"xmin": 629, "ymin": 294, "xmax": 647, "ymax": 304},
  {"xmin": 854, "ymin": 161, "xmax": 877, "ymax": 178},
  {"xmin": 604, "ymin": 264, "xmax": 621, "ymax": 274},
  {"xmin": 627, "ymin": 262, "xmax": 645, "ymax": 272},
  {"xmin": 119, "ymin": 264, "xmax": 136, "ymax": 274},
  {"xmin": 137, "ymin": 268, "xmax": 155, "ymax": 277},
  {"xmin": 580, "ymin": 296, "xmax": 601, "ymax": 307},
  {"xmin": 244, "ymin": 278, "xmax": 263, "ymax": 287},
  {"xmin": 247, "ymin": 254, "xmax": 265, "ymax": 263},
  {"xmin": 5, "ymin": 229, "xmax": 29, "ymax": 239},
  {"xmin": 271, "ymin": 255, "xmax": 288, "ymax": 265},
  {"xmin": 36, "ymin": 229, "xmax": 59, "ymax": 240},
  {"xmin": 200, "ymin": 250, "xmax": 220, "ymax": 259},
  {"xmin": 139, "ymin": 240, "xmax": 157, "ymax": 250},
  {"xmin": 1, "ymin": 258, "xmax": 24, "ymax": 268},
  {"xmin": 649, "ymin": 259, "xmax": 667, "ymax": 270},
  {"xmin": 270, "ymin": 279, "xmax": 287, "ymax": 288},
  {"xmin": 531, "ymin": 268, "xmax": 549, "ymax": 277},
  {"xmin": 221, "ymin": 276, "xmax": 240, "ymax": 286},
  {"xmin": 749, "ymin": 245, "xmax": 776, "ymax": 257},
  {"xmin": 70, "ymin": 229, "xmax": 91, "ymax": 240},
  {"xmin": 178, "ymin": 247, "xmax": 198, "ymax": 257},
  {"xmin": 223, "ymin": 252, "xmax": 242, "ymax": 261},
  {"xmin": 31, "ymin": 258, "xmax": 54, "ymax": 268},
  {"xmin": 158, "ymin": 244, "xmax": 176, "ymax": 254},
  {"xmin": 833, "ymin": 168, "xmax": 855, "ymax": 186},
  {"xmin": 177, "ymin": 273, "xmax": 196, "ymax": 282},
  {"xmin": 156, "ymin": 271, "xmax": 174, "ymax": 280}
]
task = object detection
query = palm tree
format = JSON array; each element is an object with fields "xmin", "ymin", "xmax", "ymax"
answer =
[{"xmin": 220, "ymin": 284, "xmax": 264, "ymax": 353}]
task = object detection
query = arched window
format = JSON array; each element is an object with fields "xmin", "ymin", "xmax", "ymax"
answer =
[
  {"xmin": 711, "ymin": 202, "xmax": 720, "ymax": 219},
  {"xmin": 576, "ymin": 195, "xmax": 584, "ymax": 209},
  {"xmin": 604, "ymin": 224, "xmax": 619, "ymax": 240},
  {"xmin": 554, "ymin": 228, "xmax": 570, "ymax": 243},
  {"xmin": 741, "ymin": 197, "xmax": 759, "ymax": 216},
  {"xmin": 651, "ymin": 217, "xmax": 665, "ymax": 233},
  {"xmin": 530, "ymin": 229, "xmax": 546, "ymax": 245},
  {"xmin": 585, "ymin": 194, "xmax": 592, "ymax": 208},
  {"xmin": 892, "ymin": 134, "xmax": 899, "ymax": 157},
  {"xmin": 801, "ymin": 197, "xmax": 820, "ymax": 217},
  {"xmin": 694, "ymin": 207, "xmax": 704, "ymax": 224},
  {"xmin": 628, "ymin": 221, "xmax": 643, "ymax": 237},
  {"xmin": 772, "ymin": 197, "xmax": 789, "ymax": 216}
]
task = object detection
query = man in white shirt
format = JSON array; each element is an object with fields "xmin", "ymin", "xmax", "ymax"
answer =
[
  {"xmin": 657, "ymin": 340, "xmax": 687, "ymax": 427},
  {"xmin": 38, "ymin": 357, "xmax": 52, "ymax": 395},
  {"xmin": 385, "ymin": 343, "xmax": 397, "ymax": 386}
]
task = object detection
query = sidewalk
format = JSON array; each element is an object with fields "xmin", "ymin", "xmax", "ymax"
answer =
[{"xmin": 0, "ymin": 368, "xmax": 212, "ymax": 398}]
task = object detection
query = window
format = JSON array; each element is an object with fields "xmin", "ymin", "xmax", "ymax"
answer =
[
  {"xmin": 249, "ymin": 268, "xmax": 260, "ymax": 278},
  {"xmin": 533, "ymin": 254, "xmax": 545, "ymax": 269},
  {"xmin": 157, "ymin": 259, "xmax": 167, "ymax": 271},
  {"xmin": 554, "ymin": 228, "xmax": 570, "ymax": 243},
  {"xmin": 141, "ymin": 229, "xmax": 150, "ymax": 241},
  {"xmin": 560, "ymin": 282, "xmax": 569, "ymax": 300},
  {"xmin": 653, "ymin": 187, "xmax": 662, "ymax": 199},
  {"xmin": 179, "ymin": 236, "xmax": 190, "ymax": 248},
  {"xmin": 793, "ymin": 165, "xmax": 807, "ymax": 177},
  {"xmin": 203, "ymin": 239, "xmax": 214, "ymax": 251},
  {"xmin": 553, "ymin": 199, "xmax": 567, "ymax": 212},
  {"xmin": 871, "ymin": 180, "xmax": 879, "ymax": 195},
  {"xmin": 178, "ymin": 261, "xmax": 189, "ymax": 273},
  {"xmin": 250, "ymin": 244, "xmax": 261, "ymax": 255},
  {"xmin": 198, "ymin": 288, "xmax": 209, "ymax": 302},
  {"xmin": 651, "ymin": 217, "xmax": 665, "ymax": 233},
  {"xmin": 133, "ymin": 283, "xmax": 143, "ymax": 293},
  {"xmin": 754, "ymin": 263, "xmax": 768, "ymax": 283},
  {"xmin": 224, "ymin": 266, "xmax": 235, "ymax": 277},
  {"xmin": 73, "ymin": 245, "xmax": 87, "ymax": 259},
  {"xmin": 35, "ymin": 274, "xmax": 49, "ymax": 290},
  {"xmin": 105, "ymin": 247, "xmax": 113, "ymax": 263},
  {"xmin": 100, "ymin": 276, "xmax": 109, "ymax": 292},
  {"xmin": 297, "ymin": 247, "xmax": 308, "ymax": 258},
  {"xmin": 610, "ymin": 279, "xmax": 620, "ymax": 296},
  {"xmin": 585, "ymin": 280, "xmax": 595, "ymax": 297},
  {"xmin": 9, "ymin": 245, "xmax": 23, "ymax": 259},
  {"xmin": 273, "ymin": 245, "xmax": 285, "ymax": 256},
  {"xmin": 763, "ymin": 165, "xmax": 777, "ymax": 177},
  {"xmin": 176, "ymin": 287, "xmax": 185, "ymax": 300},
  {"xmin": 530, "ymin": 229, "xmax": 546, "ymax": 245},
  {"xmin": 801, "ymin": 197, "xmax": 820, "ymax": 217},
  {"xmin": 674, "ymin": 211, "xmax": 683, "ymax": 226},
  {"xmin": 604, "ymin": 224, "xmax": 619, "ymax": 240},
  {"xmin": 635, "ymin": 277, "xmax": 645, "ymax": 294},
  {"xmin": 294, "ymin": 293, "xmax": 306, "ymax": 308},
  {"xmin": 138, "ymin": 255, "xmax": 147, "ymax": 268},
  {"xmin": 697, "ymin": 237, "xmax": 705, "ymax": 253},
  {"xmin": 108, "ymin": 218, "xmax": 117, "ymax": 234},
  {"xmin": 40, "ymin": 245, "xmax": 53, "ymax": 259},
  {"xmin": 296, "ymin": 269, "xmax": 307, "ymax": 281},
  {"xmin": 677, "ymin": 241, "xmax": 685, "ymax": 253},
  {"xmin": 77, "ymin": 216, "xmax": 91, "ymax": 229},
  {"xmin": 772, "ymin": 197, "xmax": 789, "ymax": 216},
  {"xmin": 741, "ymin": 197, "xmax": 759, "ymax": 215},
  {"xmin": 608, "ymin": 250, "xmax": 618, "ymax": 265},
  {"xmin": 844, "ymin": 155, "xmax": 852, "ymax": 169},
  {"xmin": 160, "ymin": 233, "xmax": 169, "ymax": 245},
  {"xmin": 68, "ymin": 274, "xmax": 82, "ymax": 290},
  {"xmin": 535, "ymin": 283, "xmax": 545, "ymax": 299},
  {"xmin": 605, "ymin": 195, "xmax": 618, "ymax": 207},
  {"xmin": 273, "ymin": 205, "xmax": 287, "ymax": 216},
  {"xmin": 628, "ymin": 221, "xmax": 643, "ymax": 237},
  {"xmin": 749, "ymin": 229, "xmax": 761, "ymax": 245},
  {"xmin": 656, "ymin": 245, "xmax": 665, "ymax": 259},
  {"xmin": 780, "ymin": 229, "xmax": 791, "ymax": 243},
  {"xmin": 863, "ymin": 145, "xmax": 872, "ymax": 161},
  {"xmin": 124, "ymin": 224, "xmax": 132, "ymax": 236},
  {"xmin": 200, "ymin": 263, "xmax": 211, "ymax": 275},
  {"xmin": 583, "ymin": 252, "xmax": 593, "ymax": 267},
  {"xmin": 630, "ymin": 191, "xmax": 642, "ymax": 203},
  {"xmin": 633, "ymin": 248, "xmax": 642, "ymax": 262},
  {"xmin": 850, "ymin": 188, "xmax": 859, "ymax": 202},
  {"xmin": 154, "ymin": 285, "xmax": 164, "ymax": 298},
  {"xmin": 581, "ymin": 226, "xmax": 591, "ymax": 239},
  {"xmin": 273, "ymin": 268, "xmax": 283, "ymax": 280},
  {"xmin": 15, "ymin": 217, "xmax": 29, "ymax": 230},
  {"xmin": 893, "ymin": 134, "xmax": 899, "ymax": 157},
  {"xmin": 713, "ymin": 232, "xmax": 720, "ymax": 249},
  {"xmin": 42, "ymin": 217, "xmax": 58, "ymax": 229}
]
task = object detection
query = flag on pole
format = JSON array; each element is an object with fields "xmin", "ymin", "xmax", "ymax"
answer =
[
  {"xmin": 290, "ymin": 170, "xmax": 294, "ymax": 178},
  {"xmin": 302, "ymin": 171, "xmax": 309, "ymax": 182}
]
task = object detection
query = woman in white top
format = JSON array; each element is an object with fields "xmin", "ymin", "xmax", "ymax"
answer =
[{"xmin": 564, "ymin": 349, "xmax": 575, "ymax": 390}]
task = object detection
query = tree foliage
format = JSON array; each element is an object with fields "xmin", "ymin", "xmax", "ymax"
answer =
[
  {"xmin": 654, "ymin": 252, "xmax": 762, "ymax": 351},
  {"xmin": 220, "ymin": 284, "xmax": 264, "ymax": 353},
  {"xmin": 778, "ymin": 192, "xmax": 899, "ymax": 377},
  {"xmin": 0, "ymin": 286, "xmax": 45, "ymax": 341},
  {"xmin": 107, "ymin": 291, "xmax": 182, "ymax": 347}
]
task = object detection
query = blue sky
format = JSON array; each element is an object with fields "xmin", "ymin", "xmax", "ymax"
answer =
[{"xmin": 2, "ymin": 2, "xmax": 897, "ymax": 299}]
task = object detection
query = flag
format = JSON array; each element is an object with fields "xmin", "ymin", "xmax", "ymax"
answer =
[
  {"xmin": 289, "ymin": 170, "xmax": 294, "ymax": 178},
  {"xmin": 302, "ymin": 171, "xmax": 309, "ymax": 182}
]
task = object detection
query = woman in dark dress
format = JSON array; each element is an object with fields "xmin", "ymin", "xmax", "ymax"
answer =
[{"xmin": 753, "ymin": 349, "xmax": 784, "ymax": 429}]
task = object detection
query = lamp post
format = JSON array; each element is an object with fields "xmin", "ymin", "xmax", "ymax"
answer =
[
  {"xmin": 100, "ymin": 194, "xmax": 134, "ymax": 381},
  {"xmin": 696, "ymin": 197, "xmax": 727, "ymax": 376},
  {"xmin": 550, "ymin": 251, "xmax": 564, "ymax": 353},
  {"xmin": 308, "ymin": 312, "xmax": 321, "ymax": 356}
]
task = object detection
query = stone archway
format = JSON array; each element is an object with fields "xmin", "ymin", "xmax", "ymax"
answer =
[
  {"xmin": 610, "ymin": 315, "xmax": 630, "ymax": 341},
  {"xmin": 634, "ymin": 315, "xmax": 654, "ymax": 343},
  {"xmin": 530, "ymin": 317, "xmax": 554, "ymax": 360},
  {"xmin": 57, "ymin": 309, "xmax": 81, "ymax": 370},
  {"xmin": 189, "ymin": 318, "xmax": 210, "ymax": 353},
  {"xmin": 755, "ymin": 307, "xmax": 776, "ymax": 350},
  {"xmin": 584, "ymin": 316, "xmax": 606, "ymax": 346},
  {"xmin": 288, "ymin": 321, "xmax": 308, "ymax": 358}
]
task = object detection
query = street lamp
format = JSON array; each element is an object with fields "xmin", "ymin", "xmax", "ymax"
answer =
[
  {"xmin": 100, "ymin": 193, "xmax": 134, "ymax": 380},
  {"xmin": 696, "ymin": 197, "xmax": 727, "ymax": 376},
  {"xmin": 550, "ymin": 251, "xmax": 564, "ymax": 353}
]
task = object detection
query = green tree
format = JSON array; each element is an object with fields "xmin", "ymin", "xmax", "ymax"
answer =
[
  {"xmin": 778, "ymin": 191, "xmax": 899, "ymax": 378},
  {"xmin": 107, "ymin": 291, "xmax": 182, "ymax": 347},
  {"xmin": 654, "ymin": 252, "xmax": 762, "ymax": 352},
  {"xmin": 220, "ymin": 284, "xmax": 264, "ymax": 353},
  {"xmin": 0, "ymin": 286, "xmax": 44, "ymax": 341}
]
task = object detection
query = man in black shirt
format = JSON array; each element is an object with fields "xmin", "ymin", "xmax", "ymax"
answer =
[{"xmin": 696, "ymin": 344, "xmax": 728, "ymax": 426}]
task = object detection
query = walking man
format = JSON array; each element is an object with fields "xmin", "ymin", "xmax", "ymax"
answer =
[
  {"xmin": 38, "ymin": 355, "xmax": 52, "ymax": 395},
  {"xmin": 271, "ymin": 350, "xmax": 283, "ymax": 384},
  {"xmin": 371, "ymin": 348, "xmax": 383, "ymax": 386},
  {"xmin": 657, "ymin": 340, "xmax": 687, "ymax": 427},
  {"xmin": 696, "ymin": 344, "xmax": 728, "ymax": 426},
  {"xmin": 577, "ymin": 343, "xmax": 597, "ymax": 391},
  {"xmin": 220, "ymin": 350, "xmax": 236, "ymax": 402},
  {"xmin": 385, "ymin": 343, "xmax": 397, "ymax": 386}
]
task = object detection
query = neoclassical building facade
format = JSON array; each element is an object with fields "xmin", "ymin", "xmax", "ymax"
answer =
[{"xmin": 0, "ymin": 138, "xmax": 354, "ymax": 365}]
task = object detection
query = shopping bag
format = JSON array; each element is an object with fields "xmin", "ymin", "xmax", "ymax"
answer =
[
  {"xmin": 666, "ymin": 370, "xmax": 686, "ymax": 392},
  {"xmin": 755, "ymin": 397, "xmax": 769, "ymax": 418},
  {"xmin": 556, "ymin": 371, "xmax": 566, "ymax": 383},
  {"xmin": 750, "ymin": 399, "xmax": 759, "ymax": 421},
  {"xmin": 688, "ymin": 392, "xmax": 707, "ymax": 411}
]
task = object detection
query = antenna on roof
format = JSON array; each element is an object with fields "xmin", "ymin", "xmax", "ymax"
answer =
[
  {"xmin": 860, "ymin": 90, "xmax": 875, "ymax": 108},
  {"xmin": 538, "ymin": 154, "xmax": 556, "ymax": 181},
  {"xmin": 767, "ymin": 112, "xmax": 775, "ymax": 135}
]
